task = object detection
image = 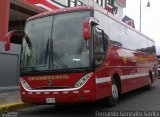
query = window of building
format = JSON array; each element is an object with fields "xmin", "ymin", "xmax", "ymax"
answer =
[
  {"xmin": 96, "ymin": 0, "xmax": 99, "ymax": 4},
  {"xmin": 67, "ymin": 0, "xmax": 86, "ymax": 7},
  {"xmin": 107, "ymin": 0, "xmax": 114, "ymax": 5}
]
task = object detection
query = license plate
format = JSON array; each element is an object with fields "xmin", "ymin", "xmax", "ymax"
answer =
[{"xmin": 46, "ymin": 98, "xmax": 55, "ymax": 104}]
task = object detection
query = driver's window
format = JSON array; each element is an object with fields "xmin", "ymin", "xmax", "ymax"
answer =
[{"xmin": 94, "ymin": 28, "xmax": 106, "ymax": 66}]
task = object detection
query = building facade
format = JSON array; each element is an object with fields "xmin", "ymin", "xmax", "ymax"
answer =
[{"xmin": 25, "ymin": 0, "xmax": 126, "ymax": 20}]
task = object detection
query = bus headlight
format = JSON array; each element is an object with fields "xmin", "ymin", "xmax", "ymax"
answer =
[
  {"xmin": 20, "ymin": 78, "xmax": 31, "ymax": 90},
  {"xmin": 75, "ymin": 73, "xmax": 93, "ymax": 88}
]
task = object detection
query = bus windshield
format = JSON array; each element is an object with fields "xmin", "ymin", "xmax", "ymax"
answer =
[{"xmin": 21, "ymin": 11, "xmax": 91, "ymax": 73}]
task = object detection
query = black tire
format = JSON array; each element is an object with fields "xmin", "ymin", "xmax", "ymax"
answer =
[
  {"xmin": 102, "ymin": 79, "xmax": 119, "ymax": 107},
  {"xmin": 145, "ymin": 74, "xmax": 152, "ymax": 90}
]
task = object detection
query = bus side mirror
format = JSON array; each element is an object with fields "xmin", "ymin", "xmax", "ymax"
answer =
[
  {"xmin": 83, "ymin": 17, "xmax": 99, "ymax": 40},
  {"xmin": 4, "ymin": 31, "xmax": 14, "ymax": 51},
  {"xmin": 4, "ymin": 30, "xmax": 23, "ymax": 51}
]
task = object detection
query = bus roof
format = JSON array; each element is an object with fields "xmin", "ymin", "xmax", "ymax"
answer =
[
  {"xmin": 27, "ymin": 6, "xmax": 154, "ymax": 42},
  {"xmin": 27, "ymin": 6, "xmax": 95, "ymax": 21}
]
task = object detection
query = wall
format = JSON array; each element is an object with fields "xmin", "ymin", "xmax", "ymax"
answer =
[
  {"xmin": 53, "ymin": 0, "xmax": 125, "ymax": 20},
  {"xmin": 0, "ymin": 42, "xmax": 21, "ymax": 87}
]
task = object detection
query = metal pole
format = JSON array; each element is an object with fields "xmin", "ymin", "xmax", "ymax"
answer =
[
  {"xmin": 140, "ymin": 0, "xmax": 150, "ymax": 32},
  {"xmin": 140, "ymin": 0, "xmax": 142, "ymax": 32}
]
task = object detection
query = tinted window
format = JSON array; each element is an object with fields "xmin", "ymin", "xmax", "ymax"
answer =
[
  {"xmin": 94, "ymin": 28, "xmax": 106, "ymax": 66},
  {"xmin": 94, "ymin": 10, "xmax": 156, "ymax": 54},
  {"xmin": 108, "ymin": 18, "xmax": 123, "ymax": 47},
  {"xmin": 94, "ymin": 28, "xmax": 105, "ymax": 53},
  {"xmin": 94, "ymin": 11, "xmax": 109, "ymax": 36},
  {"xmin": 122, "ymin": 26, "xmax": 134, "ymax": 49}
]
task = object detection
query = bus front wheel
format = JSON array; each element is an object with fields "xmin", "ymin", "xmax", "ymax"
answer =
[
  {"xmin": 145, "ymin": 73, "xmax": 152, "ymax": 90},
  {"xmin": 105, "ymin": 79, "xmax": 119, "ymax": 107}
]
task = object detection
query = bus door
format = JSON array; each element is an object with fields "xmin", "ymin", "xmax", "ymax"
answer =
[{"xmin": 94, "ymin": 27, "xmax": 109, "ymax": 99}]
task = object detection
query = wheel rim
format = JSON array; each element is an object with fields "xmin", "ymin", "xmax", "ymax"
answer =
[
  {"xmin": 112, "ymin": 84, "xmax": 118, "ymax": 100},
  {"xmin": 148, "ymin": 77, "xmax": 152, "ymax": 87}
]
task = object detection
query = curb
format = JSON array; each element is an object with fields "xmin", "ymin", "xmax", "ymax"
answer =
[{"xmin": 0, "ymin": 102, "xmax": 32, "ymax": 114}]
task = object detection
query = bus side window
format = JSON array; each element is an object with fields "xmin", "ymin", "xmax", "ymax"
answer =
[{"xmin": 94, "ymin": 27, "xmax": 106, "ymax": 66}]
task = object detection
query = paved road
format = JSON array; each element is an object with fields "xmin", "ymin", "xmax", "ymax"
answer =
[{"xmin": 10, "ymin": 79, "xmax": 160, "ymax": 117}]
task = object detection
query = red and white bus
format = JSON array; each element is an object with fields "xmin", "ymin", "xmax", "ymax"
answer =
[{"xmin": 18, "ymin": 6, "xmax": 157, "ymax": 106}]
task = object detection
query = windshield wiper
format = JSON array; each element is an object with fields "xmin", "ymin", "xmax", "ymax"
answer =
[
  {"xmin": 31, "ymin": 38, "xmax": 68, "ymax": 73},
  {"xmin": 31, "ymin": 38, "xmax": 50, "ymax": 73},
  {"xmin": 50, "ymin": 38, "xmax": 68, "ymax": 69}
]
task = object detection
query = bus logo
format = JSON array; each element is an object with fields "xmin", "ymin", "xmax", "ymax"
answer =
[{"xmin": 48, "ymin": 80, "xmax": 52, "ymax": 86}]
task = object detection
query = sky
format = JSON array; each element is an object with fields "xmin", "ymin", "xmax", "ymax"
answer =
[{"xmin": 123, "ymin": 0, "xmax": 160, "ymax": 52}]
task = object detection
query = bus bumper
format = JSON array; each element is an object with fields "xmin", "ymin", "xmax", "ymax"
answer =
[{"xmin": 21, "ymin": 89, "xmax": 95, "ymax": 104}]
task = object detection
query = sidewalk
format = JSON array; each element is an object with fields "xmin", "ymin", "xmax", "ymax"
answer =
[
  {"xmin": 0, "ymin": 86, "xmax": 19, "ymax": 93},
  {"xmin": 0, "ymin": 90, "xmax": 32, "ymax": 114}
]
